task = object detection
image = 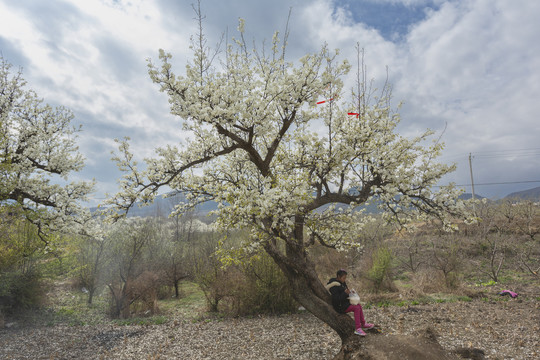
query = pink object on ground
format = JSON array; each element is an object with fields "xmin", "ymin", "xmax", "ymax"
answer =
[{"xmin": 499, "ymin": 290, "xmax": 518, "ymax": 298}]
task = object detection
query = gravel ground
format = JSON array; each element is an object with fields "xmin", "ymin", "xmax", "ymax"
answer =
[{"xmin": 1, "ymin": 299, "xmax": 539, "ymax": 359}]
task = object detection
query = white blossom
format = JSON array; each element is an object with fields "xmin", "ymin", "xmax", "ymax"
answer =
[
  {"xmin": 0, "ymin": 57, "xmax": 94, "ymax": 238},
  {"xmin": 107, "ymin": 22, "xmax": 467, "ymax": 256}
]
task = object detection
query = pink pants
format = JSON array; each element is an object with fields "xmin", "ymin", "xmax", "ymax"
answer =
[{"xmin": 345, "ymin": 304, "xmax": 366, "ymax": 330}]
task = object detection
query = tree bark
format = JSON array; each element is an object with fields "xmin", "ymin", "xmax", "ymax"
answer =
[
  {"xmin": 263, "ymin": 219, "xmax": 355, "ymax": 342},
  {"xmin": 87, "ymin": 288, "xmax": 94, "ymax": 305},
  {"xmin": 287, "ymin": 267, "xmax": 355, "ymax": 342}
]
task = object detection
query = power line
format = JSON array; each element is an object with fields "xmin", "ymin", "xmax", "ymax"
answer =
[
  {"xmin": 435, "ymin": 180, "xmax": 540, "ymax": 188},
  {"xmin": 474, "ymin": 147, "xmax": 540, "ymax": 155},
  {"xmin": 475, "ymin": 152, "xmax": 540, "ymax": 159},
  {"xmin": 439, "ymin": 148, "xmax": 540, "ymax": 162}
]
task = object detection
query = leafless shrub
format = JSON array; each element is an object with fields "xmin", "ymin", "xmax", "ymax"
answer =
[
  {"xmin": 410, "ymin": 270, "xmax": 448, "ymax": 294},
  {"xmin": 108, "ymin": 270, "xmax": 163, "ymax": 318},
  {"xmin": 428, "ymin": 235, "xmax": 463, "ymax": 289},
  {"xmin": 478, "ymin": 233, "xmax": 510, "ymax": 282},
  {"xmin": 395, "ymin": 234, "xmax": 427, "ymax": 274},
  {"xmin": 105, "ymin": 219, "xmax": 158, "ymax": 318},
  {"xmin": 75, "ymin": 235, "xmax": 110, "ymax": 304},
  {"xmin": 127, "ymin": 270, "xmax": 162, "ymax": 316},
  {"xmin": 517, "ymin": 239, "xmax": 540, "ymax": 278}
]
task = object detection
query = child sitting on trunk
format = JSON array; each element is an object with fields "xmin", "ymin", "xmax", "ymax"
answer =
[{"xmin": 326, "ymin": 269, "xmax": 374, "ymax": 336}]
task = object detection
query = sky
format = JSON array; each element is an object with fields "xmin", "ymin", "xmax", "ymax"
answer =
[{"xmin": 1, "ymin": 0, "xmax": 539, "ymax": 206}]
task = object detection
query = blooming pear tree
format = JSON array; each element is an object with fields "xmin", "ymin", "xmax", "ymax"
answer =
[
  {"xmin": 0, "ymin": 57, "xmax": 94, "ymax": 240},
  {"xmin": 108, "ymin": 17, "xmax": 464, "ymax": 341}
]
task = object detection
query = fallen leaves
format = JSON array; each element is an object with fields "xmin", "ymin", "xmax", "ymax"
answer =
[{"xmin": 0, "ymin": 299, "xmax": 538, "ymax": 359}]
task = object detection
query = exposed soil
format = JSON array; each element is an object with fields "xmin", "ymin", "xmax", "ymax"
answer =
[{"xmin": 1, "ymin": 296, "xmax": 538, "ymax": 360}]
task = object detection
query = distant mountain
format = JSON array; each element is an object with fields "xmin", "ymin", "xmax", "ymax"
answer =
[
  {"xmin": 459, "ymin": 193, "xmax": 486, "ymax": 201},
  {"xmin": 95, "ymin": 189, "xmax": 497, "ymax": 219},
  {"xmin": 92, "ymin": 192, "xmax": 218, "ymax": 218},
  {"xmin": 504, "ymin": 186, "xmax": 540, "ymax": 201}
]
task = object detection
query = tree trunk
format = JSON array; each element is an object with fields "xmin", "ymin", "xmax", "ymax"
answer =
[
  {"xmin": 87, "ymin": 288, "xmax": 94, "ymax": 305},
  {"xmin": 174, "ymin": 280, "xmax": 180, "ymax": 298},
  {"xmin": 288, "ymin": 267, "xmax": 355, "ymax": 342},
  {"xmin": 108, "ymin": 282, "xmax": 131, "ymax": 319},
  {"xmin": 263, "ymin": 233, "xmax": 355, "ymax": 342}
]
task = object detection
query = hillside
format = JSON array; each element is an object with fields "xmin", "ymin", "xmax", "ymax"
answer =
[
  {"xmin": 505, "ymin": 186, "xmax": 540, "ymax": 201},
  {"xmin": 94, "ymin": 187, "xmax": 540, "ymax": 219},
  {"xmin": 91, "ymin": 192, "xmax": 218, "ymax": 219},
  {"xmin": 458, "ymin": 193, "xmax": 486, "ymax": 201},
  {"xmin": 95, "ymin": 192, "xmax": 487, "ymax": 218}
]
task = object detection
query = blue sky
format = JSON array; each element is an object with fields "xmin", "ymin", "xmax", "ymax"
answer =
[
  {"xmin": 340, "ymin": 0, "xmax": 440, "ymax": 41},
  {"xmin": 1, "ymin": 0, "xmax": 539, "ymax": 205}
]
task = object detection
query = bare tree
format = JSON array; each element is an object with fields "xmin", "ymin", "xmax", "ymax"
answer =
[
  {"xmin": 399, "ymin": 234, "xmax": 426, "ymax": 273},
  {"xmin": 430, "ymin": 235, "xmax": 462, "ymax": 288},
  {"xmin": 76, "ymin": 234, "xmax": 110, "ymax": 304},
  {"xmin": 106, "ymin": 218, "xmax": 158, "ymax": 318}
]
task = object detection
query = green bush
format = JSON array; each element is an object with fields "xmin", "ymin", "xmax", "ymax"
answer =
[
  {"xmin": 0, "ymin": 269, "xmax": 43, "ymax": 313},
  {"xmin": 193, "ymin": 235, "xmax": 233, "ymax": 313},
  {"xmin": 444, "ymin": 271, "xmax": 462, "ymax": 289},
  {"xmin": 366, "ymin": 246, "xmax": 394, "ymax": 293},
  {"xmin": 216, "ymin": 252, "xmax": 297, "ymax": 316},
  {"xmin": 194, "ymin": 230, "xmax": 297, "ymax": 316},
  {"xmin": 237, "ymin": 252, "xmax": 297, "ymax": 315},
  {"xmin": 0, "ymin": 210, "xmax": 45, "ymax": 313},
  {"xmin": 197, "ymin": 249, "xmax": 297, "ymax": 316}
]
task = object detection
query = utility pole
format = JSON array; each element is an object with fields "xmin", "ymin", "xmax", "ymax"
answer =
[
  {"xmin": 469, "ymin": 153, "xmax": 476, "ymax": 214},
  {"xmin": 468, "ymin": 153, "xmax": 476, "ymax": 200}
]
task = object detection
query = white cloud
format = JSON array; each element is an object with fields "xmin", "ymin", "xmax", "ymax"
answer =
[
  {"xmin": 295, "ymin": 0, "xmax": 401, "ymax": 98},
  {"xmin": 1, "ymin": 0, "xmax": 539, "ymax": 202},
  {"xmin": 394, "ymin": 0, "xmax": 540, "ymax": 196},
  {"xmin": 367, "ymin": 0, "xmax": 444, "ymax": 6}
]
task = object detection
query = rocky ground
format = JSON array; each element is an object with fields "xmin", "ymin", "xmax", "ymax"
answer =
[{"xmin": 1, "ymin": 296, "xmax": 538, "ymax": 360}]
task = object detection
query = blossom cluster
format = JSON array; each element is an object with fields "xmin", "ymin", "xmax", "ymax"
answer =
[
  {"xmin": 108, "ymin": 21, "xmax": 467, "ymax": 256},
  {"xmin": 1, "ymin": 57, "xmax": 94, "ymax": 238}
]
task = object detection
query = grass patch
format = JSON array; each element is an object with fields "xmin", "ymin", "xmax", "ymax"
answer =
[
  {"xmin": 15, "ymin": 282, "xmax": 111, "ymax": 328},
  {"xmin": 190, "ymin": 311, "xmax": 228, "ymax": 324},
  {"xmin": 393, "ymin": 279, "xmax": 413, "ymax": 289},
  {"xmin": 365, "ymin": 296, "xmax": 432, "ymax": 308},
  {"xmin": 429, "ymin": 293, "xmax": 473, "ymax": 304},
  {"xmin": 416, "ymin": 295, "xmax": 436, "ymax": 304},
  {"xmin": 477, "ymin": 280, "xmax": 497, "ymax": 287},
  {"xmin": 176, "ymin": 282, "xmax": 206, "ymax": 306},
  {"xmin": 158, "ymin": 281, "xmax": 206, "ymax": 319},
  {"xmin": 363, "ymin": 291, "xmax": 475, "ymax": 310},
  {"xmin": 393, "ymin": 274, "xmax": 411, "ymax": 282},
  {"xmin": 376, "ymin": 300, "xmax": 392, "ymax": 308},
  {"xmin": 113, "ymin": 315, "xmax": 168, "ymax": 326},
  {"xmin": 57, "ymin": 307, "xmax": 76, "ymax": 317},
  {"xmin": 13, "ymin": 279, "xmax": 206, "ymax": 327}
]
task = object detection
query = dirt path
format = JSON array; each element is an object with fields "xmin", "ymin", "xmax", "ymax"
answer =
[{"xmin": 1, "ymin": 299, "xmax": 538, "ymax": 359}]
